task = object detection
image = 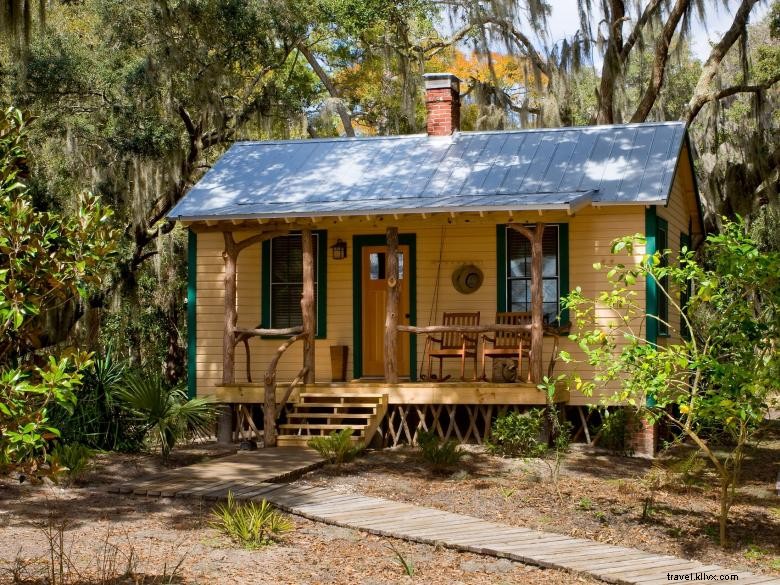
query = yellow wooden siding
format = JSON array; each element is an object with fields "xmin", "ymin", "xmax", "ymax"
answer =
[
  {"xmin": 196, "ymin": 207, "xmax": 647, "ymax": 405},
  {"xmin": 657, "ymin": 145, "xmax": 699, "ymax": 348}
]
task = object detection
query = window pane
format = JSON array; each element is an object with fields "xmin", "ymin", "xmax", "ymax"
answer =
[
  {"xmin": 398, "ymin": 252, "xmax": 404, "ymax": 279},
  {"xmin": 272, "ymin": 236, "xmax": 302, "ymax": 283},
  {"xmin": 543, "ymin": 279, "xmax": 558, "ymax": 302},
  {"xmin": 369, "ymin": 252, "xmax": 385, "ymax": 280},
  {"xmin": 543, "ymin": 254, "xmax": 557, "ymax": 277},
  {"xmin": 510, "ymin": 280, "xmax": 529, "ymax": 308},
  {"xmin": 271, "ymin": 284, "xmax": 302, "ymax": 328},
  {"xmin": 507, "ymin": 225, "xmax": 560, "ymax": 316}
]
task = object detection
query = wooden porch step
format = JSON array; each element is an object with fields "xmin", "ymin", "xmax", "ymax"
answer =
[
  {"xmin": 275, "ymin": 435, "xmax": 362, "ymax": 447},
  {"xmin": 286, "ymin": 412, "xmax": 373, "ymax": 420},
  {"xmin": 294, "ymin": 402, "xmax": 379, "ymax": 409},
  {"xmin": 279, "ymin": 423, "xmax": 370, "ymax": 431},
  {"xmin": 299, "ymin": 393, "xmax": 385, "ymax": 400}
]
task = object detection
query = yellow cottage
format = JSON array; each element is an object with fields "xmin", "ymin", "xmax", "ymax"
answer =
[{"xmin": 169, "ymin": 73, "xmax": 703, "ymax": 456}]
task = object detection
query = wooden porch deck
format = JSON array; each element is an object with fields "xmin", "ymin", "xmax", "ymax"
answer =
[{"xmin": 211, "ymin": 380, "xmax": 568, "ymax": 405}]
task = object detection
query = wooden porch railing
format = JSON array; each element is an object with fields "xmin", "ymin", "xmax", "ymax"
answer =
[{"xmin": 397, "ymin": 323, "xmax": 567, "ymax": 382}]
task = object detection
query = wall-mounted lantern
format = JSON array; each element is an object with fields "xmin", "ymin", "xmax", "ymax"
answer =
[{"xmin": 330, "ymin": 238, "xmax": 347, "ymax": 260}]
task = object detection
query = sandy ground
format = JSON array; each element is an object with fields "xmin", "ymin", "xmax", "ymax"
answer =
[
  {"xmin": 301, "ymin": 425, "xmax": 780, "ymax": 577},
  {"xmin": 0, "ymin": 448, "xmax": 597, "ymax": 585},
  {"xmin": 1, "ymin": 422, "xmax": 777, "ymax": 583}
]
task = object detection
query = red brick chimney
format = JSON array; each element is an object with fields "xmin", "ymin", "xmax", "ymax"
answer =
[{"xmin": 424, "ymin": 73, "xmax": 460, "ymax": 136}]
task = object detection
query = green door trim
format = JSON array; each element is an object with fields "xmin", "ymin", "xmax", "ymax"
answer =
[
  {"xmin": 187, "ymin": 228, "xmax": 197, "ymax": 399},
  {"xmin": 352, "ymin": 234, "xmax": 417, "ymax": 381}
]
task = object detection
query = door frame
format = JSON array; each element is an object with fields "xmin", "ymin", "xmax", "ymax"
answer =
[{"xmin": 352, "ymin": 234, "xmax": 417, "ymax": 380}]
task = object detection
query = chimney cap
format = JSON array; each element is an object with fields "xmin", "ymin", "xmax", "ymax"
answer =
[{"xmin": 423, "ymin": 72, "xmax": 460, "ymax": 92}]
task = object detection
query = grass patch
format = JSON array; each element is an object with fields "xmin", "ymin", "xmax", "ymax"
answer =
[
  {"xmin": 307, "ymin": 428, "xmax": 362, "ymax": 464},
  {"xmin": 211, "ymin": 492, "xmax": 293, "ymax": 549}
]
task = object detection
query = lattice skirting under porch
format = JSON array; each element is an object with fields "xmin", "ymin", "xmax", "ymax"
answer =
[
  {"xmin": 379, "ymin": 404, "xmax": 540, "ymax": 447},
  {"xmin": 232, "ymin": 403, "xmax": 297, "ymax": 443}
]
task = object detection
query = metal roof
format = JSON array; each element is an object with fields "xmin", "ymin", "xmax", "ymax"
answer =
[{"xmin": 169, "ymin": 121, "xmax": 688, "ymax": 221}]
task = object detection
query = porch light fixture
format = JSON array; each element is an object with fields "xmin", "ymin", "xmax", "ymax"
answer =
[{"xmin": 330, "ymin": 238, "xmax": 347, "ymax": 260}]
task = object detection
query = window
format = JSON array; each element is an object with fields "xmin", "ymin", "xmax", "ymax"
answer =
[
  {"xmin": 656, "ymin": 218, "xmax": 669, "ymax": 336},
  {"xmin": 369, "ymin": 251, "xmax": 404, "ymax": 280},
  {"xmin": 262, "ymin": 231, "xmax": 327, "ymax": 337},
  {"xmin": 504, "ymin": 225, "xmax": 564, "ymax": 323}
]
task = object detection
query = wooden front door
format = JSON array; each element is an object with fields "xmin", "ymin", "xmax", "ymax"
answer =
[{"xmin": 361, "ymin": 244, "xmax": 411, "ymax": 378}]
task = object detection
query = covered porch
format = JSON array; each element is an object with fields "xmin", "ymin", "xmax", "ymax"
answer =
[{"xmin": 194, "ymin": 215, "xmax": 567, "ymax": 448}]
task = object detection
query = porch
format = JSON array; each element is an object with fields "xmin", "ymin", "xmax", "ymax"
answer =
[
  {"xmin": 187, "ymin": 210, "xmax": 578, "ymax": 450},
  {"xmin": 215, "ymin": 380, "xmax": 569, "ymax": 447}
]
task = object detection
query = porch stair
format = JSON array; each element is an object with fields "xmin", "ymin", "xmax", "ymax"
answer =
[{"xmin": 276, "ymin": 392, "xmax": 388, "ymax": 448}]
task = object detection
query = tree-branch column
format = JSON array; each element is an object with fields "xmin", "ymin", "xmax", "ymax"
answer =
[
  {"xmin": 301, "ymin": 228, "xmax": 316, "ymax": 384},
  {"xmin": 384, "ymin": 227, "xmax": 400, "ymax": 383},
  {"xmin": 508, "ymin": 223, "xmax": 545, "ymax": 383}
]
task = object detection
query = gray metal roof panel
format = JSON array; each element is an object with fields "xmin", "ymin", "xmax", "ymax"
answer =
[{"xmin": 168, "ymin": 122, "xmax": 688, "ymax": 220}]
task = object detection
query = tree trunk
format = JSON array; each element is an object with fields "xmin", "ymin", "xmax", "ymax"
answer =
[
  {"xmin": 683, "ymin": 0, "xmax": 761, "ymax": 125},
  {"xmin": 264, "ymin": 376, "xmax": 277, "ymax": 448},
  {"xmin": 222, "ymin": 232, "xmax": 237, "ymax": 384},
  {"xmin": 384, "ymin": 227, "xmax": 400, "ymax": 384},
  {"xmin": 719, "ymin": 478, "xmax": 729, "ymax": 547},
  {"xmin": 508, "ymin": 223, "xmax": 545, "ymax": 383},
  {"xmin": 297, "ymin": 43, "xmax": 356, "ymax": 137},
  {"xmin": 301, "ymin": 228, "xmax": 316, "ymax": 384},
  {"xmin": 217, "ymin": 406, "xmax": 233, "ymax": 445},
  {"xmin": 528, "ymin": 223, "xmax": 545, "ymax": 383},
  {"xmin": 595, "ymin": 0, "xmax": 626, "ymax": 124},
  {"xmin": 629, "ymin": 0, "xmax": 689, "ymax": 122}
]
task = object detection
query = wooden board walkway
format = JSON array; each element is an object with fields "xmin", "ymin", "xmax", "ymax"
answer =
[
  {"xmin": 108, "ymin": 453, "xmax": 779, "ymax": 585},
  {"xmin": 106, "ymin": 448, "xmax": 323, "ymax": 497}
]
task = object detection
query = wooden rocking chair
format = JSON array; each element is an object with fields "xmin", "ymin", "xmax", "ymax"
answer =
[
  {"xmin": 424, "ymin": 312, "xmax": 480, "ymax": 381},
  {"xmin": 480, "ymin": 312, "xmax": 532, "ymax": 382}
]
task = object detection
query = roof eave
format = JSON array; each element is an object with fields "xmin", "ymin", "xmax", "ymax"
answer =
[{"xmin": 172, "ymin": 201, "xmax": 596, "ymax": 223}]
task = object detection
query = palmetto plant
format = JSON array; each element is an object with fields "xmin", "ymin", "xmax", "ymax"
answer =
[
  {"xmin": 115, "ymin": 373, "xmax": 216, "ymax": 458},
  {"xmin": 211, "ymin": 492, "xmax": 294, "ymax": 549}
]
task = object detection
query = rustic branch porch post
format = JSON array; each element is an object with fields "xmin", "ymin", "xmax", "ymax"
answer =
[
  {"xmin": 221, "ymin": 228, "xmax": 290, "ymax": 445},
  {"xmin": 219, "ymin": 231, "xmax": 238, "ymax": 443},
  {"xmin": 508, "ymin": 223, "xmax": 545, "ymax": 384},
  {"xmin": 384, "ymin": 227, "xmax": 400, "ymax": 383},
  {"xmin": 301, "ymin": 228, "xmax": 316, "ymax": 384}
]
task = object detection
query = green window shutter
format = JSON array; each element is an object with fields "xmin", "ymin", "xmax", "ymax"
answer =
[
  {"xmin": 645, "ymin": 207, "xmax": 658, "ymax": 345},
  {"xmin": 656, "ymin": 217, "xmax": 669, "ymax": 337},
  {"xmin": 496, "ymin": 224, "xmax": 507, "ymax": 311},
  {"xmin": 187, "ymin": 229, "xmax": 197, "ymax": 399}
]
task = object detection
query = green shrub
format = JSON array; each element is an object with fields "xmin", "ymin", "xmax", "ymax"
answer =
[
  {"xmin": 115, "ymin": 373, "xmax": 216, "ymax": 458},
  {"xmin": 488, "ymin": 409, "xmax": 547, "ymax": 457},
  {"xmin": 49, "ymin": 443, "xmax": 93, "ymax": 484},
  {"xmin": 416, "ymin": 429, "xmax": 465, "ymax": 471},
  {"xmin": 48, "ymin": 351, "xmax": 145, "ymax": 452},
  {"xmin": 307, "ymin": 428, "xmax": 362, "ymax": 464},
  {"xmin": 596, "ymin": 408, "xmax": 636, "ymax": 455},
  {"xmin": 211, "ymin": 492, "xmax": 293, "ymax": 548}
]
